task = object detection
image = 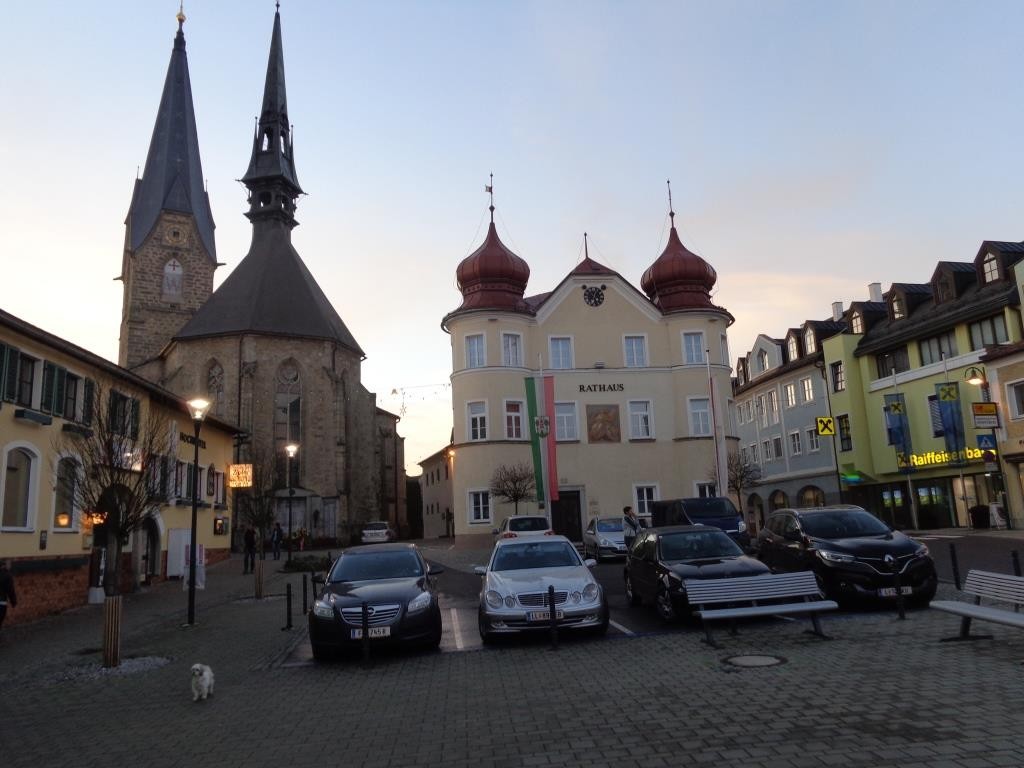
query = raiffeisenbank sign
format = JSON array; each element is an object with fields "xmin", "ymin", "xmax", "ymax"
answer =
[{"xmin": 896, "ymin": 447, "xmax": 986, "ymax": 469}]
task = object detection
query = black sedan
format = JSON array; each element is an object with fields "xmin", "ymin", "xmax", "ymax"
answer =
[
  {"xmin": 756, "ymin": 505, "xmax": 937, "ymax": 607},
  {"xmin": 624, "ymin": 525, "xmax": 769, "ymax": 621},
  {"xmin": 309, "ymin": 543, "xmax": 443, "ymax": 660}
]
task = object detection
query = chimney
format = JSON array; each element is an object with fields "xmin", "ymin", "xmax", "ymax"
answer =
[
  {"xmin": 868, "ymin": 282, "xmax": 883, "ymax": 303},
  {"xmin": 832, "ymin": 301, "xmax": 843, "ymax": 322}
]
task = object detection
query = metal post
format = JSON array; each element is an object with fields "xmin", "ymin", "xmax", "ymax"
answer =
[
  {"xmin": 283, "ymin": 582, "xmax": 293, "ymax": 630},
  {"xmin": 302, "ymin": 573, "xmax": 308, "ymax": 615},
  {"xmin": 548, "ymin": 585, "xmax": 558, "ymax": 649},
  {"xmin": 362, "ymin": 601, "xmax": 371, "ymax": 666},
  {"xmin": 949, "ymin": 542, "xmax": 962, "ymax": 591},
  {"xmin": 187, "ymin": 418, "xmax": 202, "ymax": 626},
  {"xmin": 891, "ymin": 560, "xmax": 905, "ymax": 620},
  {"xmin": 1013, "ymin": 550, "xmax": 1021, "ymax": 577},
  {"xmin": 287, "ymin": 452, "xmax": 293, "ymax": 562}
]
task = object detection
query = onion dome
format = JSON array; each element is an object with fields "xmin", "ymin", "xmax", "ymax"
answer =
[
  {"xmin": 641, "ymin": 213, "xmax": 718, "ymax": 312},
  {"xmin": 454, "ymin": 204, "xmax": 531, "ymax": 312}
]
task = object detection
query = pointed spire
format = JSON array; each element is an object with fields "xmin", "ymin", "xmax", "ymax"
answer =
[
  {"xmin": 485, "ymin": 173, "xmax": 495, "ymax": 223},
  {"xmin": 667, "ymin": 178, "xmax": 675, "ymax": 228},
  {"xmin": 126, "ymin": 10, "xmax": 216, "ymax": 258},
  {"xmin": 584, "ymin": 232, "xmax": 589, "ymax": 259},
  {"xmin": 242, "ymin": 4, "xmax": 303, "ymax": 228}
]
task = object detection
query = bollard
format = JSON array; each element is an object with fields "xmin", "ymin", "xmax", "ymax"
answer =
[
  {"xmin": 891, "ymin": 560, "xmax": 906, "ymax": 620},
  {"xmin": 362, "ymin": 601, "xmax": 371, "ymax": 666},
  {"xmin": 283, "ymin": 582, "xmax": 293, "ymax": 631},
  {"xmin": 254, "ymin": 559, "xmax": 264, "ymax": 600},
  {"xmin": 548, "ymin": 585, "xmax": 558, "ymax": 650},
  {"xmin": 302, "ymin": 574, "xmax": 308, "ymax": 615},
  {"xmin": 949, "ymin": 542, "xmax": 962, "ymax": 591}
]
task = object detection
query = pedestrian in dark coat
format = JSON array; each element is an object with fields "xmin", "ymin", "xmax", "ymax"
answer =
[{"xmin": 0, "ymin": 560, "xmax": 17, "ymax": 631}]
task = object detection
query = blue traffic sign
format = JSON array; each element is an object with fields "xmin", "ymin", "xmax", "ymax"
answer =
[{"xmin": 976, "ymin": 434, "xmax": 997, "ymax": 450}]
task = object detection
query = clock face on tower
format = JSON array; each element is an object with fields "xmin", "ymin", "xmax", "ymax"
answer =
[{"xmin": 582, "ymin": 285, "xmax": 605, "ymax": 307}]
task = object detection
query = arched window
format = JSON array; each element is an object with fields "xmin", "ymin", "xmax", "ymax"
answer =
[
  {"xmin": 2, "ymin": 446, "xmax": 37, "ymax": 529},
  {"xmin": 983, "ymin": 253, "xmax": 999, "ymax": 283},
  {"xmin": 162, "ymin": 259, "xmax": 183, "ymax": 301},
  {"xmin": 787, "ymin": 336, "xmax": 799, "ymax": 361},
  {"xmin": 757, "ymin": 349, "xmax": 769, "ymax": 372},
  {"xmin": 206, "ymin": 361, "xmax": 225, "ymax": 418},
  {"xmin": 769, "ymin": 489, "xmax": 789, "ymax": 512},
  {"xmin": 804, "ymin": 328, "xmax": 816, "ymax": 354},
  {"xmin": 798, "ymin": 485, "xmax": 826, "ymax": 507},
  {"xmin": 851, "ymin": 312, "xmax": 864, "ymax": 334},
  {"xmin": 54, "ymin": 456, "xmax": 79, "ymax": 529},
  {"xmin": 275, "ymin": 361, "xmax": 301, "ymax": 485},
  {"xmin": 892, "ymin": 297, "xmax": 905, "ymax": 320}
]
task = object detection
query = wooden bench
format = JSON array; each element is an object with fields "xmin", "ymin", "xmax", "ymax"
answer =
[
  {"xmin": 684, "ymin": 571, "xmax": 839, "ymax": 647},
  {"xmin": 931, "ymin": 570, "xmax": 1024, "ymax": 641}
]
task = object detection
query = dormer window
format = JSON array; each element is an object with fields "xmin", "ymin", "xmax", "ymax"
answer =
[
  {"xmin": 936, "ymin": 277, "xmax": 953, "ymax": 302},
  {"xmin": 892, "ymin": 297, "xmax": 905, "ymax": 320},
  {"xmin": 804, "ymin": 328, "xmax": 816, "ymax": 354},
  {"xmin": 787, "ymin": 336, "xmax": 799, "ymax": 361},
  {"xmin": 757, "ymin": 349, "xmax": 769, "ymax": 372},
  {"xmin": 851, "ymin": 312, "xmax": 864, "ymax": 334},
  {"xmin": 983, "ymin": 253, "xmax": 1000, "ymax": 283}
]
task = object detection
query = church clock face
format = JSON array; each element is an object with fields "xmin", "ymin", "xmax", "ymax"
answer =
[{"xmin": 582, "ymin": 285, "xmax": 605, "ymax": 307}]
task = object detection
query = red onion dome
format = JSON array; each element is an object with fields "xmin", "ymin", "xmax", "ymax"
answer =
[
  {"xmin": 641, "ymin": 225, "xmax": 718, "ymax": 312},
  {"xmin": 455, "ymin": 221, "xmax": 531, "ymax": 311}
]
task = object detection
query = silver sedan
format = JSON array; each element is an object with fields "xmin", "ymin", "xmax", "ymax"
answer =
[
  {"xmin": 475, "ymin": 536, "xmax": 609, "ymax": 642},
  {"xmin": 582, "ymin": 517, "xmax": 627, "ymax": 561}
]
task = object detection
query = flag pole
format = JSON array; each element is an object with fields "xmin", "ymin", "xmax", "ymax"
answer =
[
  {"xmin": 539, "ymin": 353, "xmax": 550, "ymax": 521},
  {"xmin": 942, "ymin": 353, "xmax": 966, "ymax": 527},
  {"xmin": 892, "ymin": 367, "xmax": 919, "ymax": 530},
  {"xmin": 706, "ymin": 348, "xmax": 724, "ymax": 497}
]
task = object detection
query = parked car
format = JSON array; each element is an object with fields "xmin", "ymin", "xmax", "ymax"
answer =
[
  {"xmin": 309, "ymin": 543, "xmax": 443, "ymax": 660},
  {"xmin": 649, "ymin": 497, "xmax": 750, "ymax": 549},
  {"xmin": 756, "ymin": 505, "xmax": 937, "ymax": 607},
  {"xmin": 582, "ymin": 517, "xmax": 627, "ymax": 561},
  {"xmin": 361, "ymin": 521, "xmax": 397, "ymax": 544},
  {"xmin": 624, "ymin": 525, "xmax": 769, "ymax": 621},
  {"xmin": 492, "ymin": 514, "xmax": 554, "ymax": 540},
  {"xmin": 475, "ymin": 536, "xmax": 609, "ymax": 642}
]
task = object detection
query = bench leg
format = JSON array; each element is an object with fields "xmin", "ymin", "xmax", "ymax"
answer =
[
  {"xmin": 728, "ymin": 618, "xmax": 739, "ymax": 636},
  {"xmin": 939, "ymin": 615, "xmax": 993, "ymax": 642},
  {"xmin": 803, "ymin": 612, "xmax": 831, "ymax": 640},
  {"xmin": 701, "ymin": 620, "xmax": 720, "ymax": 649}
]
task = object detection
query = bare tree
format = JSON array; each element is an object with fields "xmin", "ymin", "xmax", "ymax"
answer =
[
  {"xmin": 52, "ymin": 382, "xmax": 171, "ymax": 596},
  {"xmin": 489, "ymin": 463, "xmax": 536, "ymax": 516},
  {"xmin": 237, "ymin": 440, "xmax": 279, "ymax": 557},
  {"xmin": 726, "ymin": 451, "xmax": 762, "ymax": 514}
]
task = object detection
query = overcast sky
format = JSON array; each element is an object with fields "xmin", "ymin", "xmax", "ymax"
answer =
[{"xmin": 3, "ymin": 1, "xmax": 1022, "ymax": 474}]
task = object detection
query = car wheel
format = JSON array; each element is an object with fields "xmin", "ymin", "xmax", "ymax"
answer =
[
  {"xmin": 311, "ymin": 642, "xmax": 332, "ymax": 663},
  {"xmin": 592, "ymin": 546, "xmax": 602, "ymax": 564},
  {"xmin": 624, "ymin": 574, "xmax": 642, "ymax": 607},
  {"xmin": 478, "ymin": 609, "xmax": 495, "ymax": 645},
  {"xmin": 592, "ymin": 598, "xmax": 610, "ymax": 636},
  {"xmin": 655, "ymin": 586, "xmax": 677, "ymax": 622}
]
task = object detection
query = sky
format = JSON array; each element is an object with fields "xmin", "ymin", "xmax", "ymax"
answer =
[{"xmin": 3, "ymin": 1, "xmax": 1023, "ymax": 475}]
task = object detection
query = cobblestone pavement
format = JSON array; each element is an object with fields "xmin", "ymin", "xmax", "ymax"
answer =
[{"xmin": 3, "ymin": 549, "xmax": 1024, "ymax": 768}]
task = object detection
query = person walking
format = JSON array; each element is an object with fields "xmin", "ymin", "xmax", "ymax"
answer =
[
  {"xmin": 271, "ymin": 522, "xmax": 284, "ymax": 561},
  {"xmin": 623, "ymin": 506, "xmax": 641, "ymax": 551},
  {"xmin": 0, "ymin": 560, "xmax": 17, "ymax": 632},
  {"xmin": 243, "ymin": 527, "xmax": 257, "ymax": 574}
]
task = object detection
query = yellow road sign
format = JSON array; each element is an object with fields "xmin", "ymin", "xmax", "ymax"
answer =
[
  {"xmin": 816, "ymin": 417, "xmax": 835, "ymax": 436},
  {"xmin": 938, "ymin": 384, "xmax": 959, "ymax": 402},
  {"xmin": 889, "ymin": 401, "xmax": 904, "ymax": 415}
]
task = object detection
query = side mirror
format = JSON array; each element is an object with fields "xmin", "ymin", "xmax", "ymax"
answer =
[
  {"xmin": 491, "ymin": 528, "xmax": 499, "ymax": 536},
  {"xmin": 584, "ymin": 558, "xmax": 597, "ymax": 568},
  {"xmin": 427, "ymin": 563, "xmax": 444, "ymax": 576},
  {"xmin": 783, "ymin": 529, "xmax": 802, "ymax": 543},
  {"xmin": 473, "ymin": 565, "xmax": 486, "ymax": 576},
  {"xmin": 311, "ymin": 573, "xmax": 325, "ymax": 586}
]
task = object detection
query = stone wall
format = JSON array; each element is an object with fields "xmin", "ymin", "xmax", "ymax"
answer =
[{"xmin": 6, "ymin": 555, "xmax": 91, "ymax": 626}]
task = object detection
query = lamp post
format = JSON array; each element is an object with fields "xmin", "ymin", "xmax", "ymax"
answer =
[
  {"xmin": 186, "ymin": 397, "xmax": 211, "ymax": 626},
  {"xmin": 966, "ymin": 365, "xmax": 1008, "ymax": 528},
  {"xmin": 285, "ymin": 443, "xmax": 298, "ymax": 561}
]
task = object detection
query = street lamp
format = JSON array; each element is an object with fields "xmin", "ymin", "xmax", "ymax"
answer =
[
  {"xmin": 965, "ymin": 365, "xmax": 1008, "ymax": 528},
  {"xmin": 285, "ymin": 443, "xmax": 298, "ymax": 561},
  {"xmin": 186, "ymin": 397, "xmax": 211, "ymax": 626}
]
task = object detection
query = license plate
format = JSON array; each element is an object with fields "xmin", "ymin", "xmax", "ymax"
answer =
[
  {"xmin": 526, "ymin": 610, "xmax": 564, "ymax": 622},
  {"xmin": 350, "ymin": 626, "xmax": 391, "ymax": 639},
  {"xmin": 879, "ymin": 586, "xmax": 913, "ymax": 597}
]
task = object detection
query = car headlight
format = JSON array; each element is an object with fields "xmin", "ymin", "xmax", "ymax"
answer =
[
  {"xmin": 599, "ymin": 538, "xmax": 613, "ymax": 547},
  {"xmin": 817, "ymin": 549, "xmax": 855, "ymax": 563},
  {"xmin": 569, "ymin": 591, "xmax": 582, "ymax": 604},
  {"xmin": 485, "ymin": 590, "xmax": 503, "ymax": 609},
  {"xmin": 407, "ymin": 591, "xmax": 432, "ymax": 614},
  {"xmin": 914, "ymin": 542, "xmax": 930, "ymax": 558},
  {"xmin": 737, "ymin": 519, "xmax": 747, "ymax": 533},
  {"xmin": 582, "ymin": 583, "xmax": 600, "ymax": 603},
  {"xmin": 312, "ymin": 595, "xmax": 335, "ymax": 619}
]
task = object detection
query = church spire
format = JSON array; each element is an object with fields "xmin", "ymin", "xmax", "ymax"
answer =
[
  {"xmin": 242, "ymin": 5, "xmax": 303, "ymax": 228},
  {"xmin": 126, "ymin": 8, "xmax": 216, "ymax": 258}
]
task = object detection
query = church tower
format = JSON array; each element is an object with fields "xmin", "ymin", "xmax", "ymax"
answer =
[{"xmin": 117, "ymin": 9, "xmax": 217, "ymax": 370}]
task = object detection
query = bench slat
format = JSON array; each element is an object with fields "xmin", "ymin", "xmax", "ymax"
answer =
[
  {"xmin": 684, "ymin": 572, "xmax": 822, "ymax": 606},
  {"xmin": 962, "ymin": 570, "xmax": 1024, "ymax": 604},
  {"xmin": 697, "ymin": 600, "xmax": 838, "ymax": 621},
  {"xmin": 931, "ymin": 600, "xmax": 1024, "ymax": 629}
]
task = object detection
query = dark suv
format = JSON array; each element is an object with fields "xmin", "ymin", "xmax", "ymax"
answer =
[
  {"xmin": 756, "ymin": 505, "xmax": 937, "ymax": 606},
  {"xmin": 650, "ymin": 497, "xmax": 750, "ymax": 549}
]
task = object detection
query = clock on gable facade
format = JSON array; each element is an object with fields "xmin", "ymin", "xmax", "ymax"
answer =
[{"xmin": 582, "ymin": 284, "xmax": 606, "ymax": 307}]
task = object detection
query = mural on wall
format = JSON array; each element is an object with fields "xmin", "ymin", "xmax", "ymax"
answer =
[{"xmin": 586, "ymin": 405, "xmax": 621, "ymax": 443}]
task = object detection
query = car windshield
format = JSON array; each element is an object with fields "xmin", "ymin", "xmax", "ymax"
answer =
[
  {"xmin": 682, "ymin": 497, "xmax": 739, "ymax": 519},
  {"xmin": 659, "ymin": 530, "xmax": 742, "ymax": 561},
  {"xmin": 491, "ymin": 541, "xmax": 581, "ymax": 571},
  {"xmin": 800, "ymin": 510, "xmax": 890, "ymax": 539},
  {"xmin": 508, "ymin": 517, "xmax": 550, "ymax": 532},
  {"xmin": 364, "ymin": 522, "xmax": 388, "ymax": 531},
  {"xmin": 597, "ymin": 519, "xmax": 623, "ymax": 532},
  {"xmin": 330, "ymin": 550, "xmax": 423, "ymax": 582}
]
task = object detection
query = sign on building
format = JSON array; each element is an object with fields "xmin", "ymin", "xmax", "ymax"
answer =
[
  {"xmin": 228, "ymin": 463, "xmax": 253, "ymax": 488},
  {"xmin": 971, "ymin": 402, "xmax": 1000, "ymax": 429}
]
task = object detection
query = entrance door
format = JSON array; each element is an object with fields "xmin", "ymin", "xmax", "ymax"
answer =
[{"xmin": 550, "ymin": 491, "xmax": 583, "ymax": 542}]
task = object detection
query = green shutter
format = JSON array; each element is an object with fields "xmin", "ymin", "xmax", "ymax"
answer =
[
  {"xmin": 82, "ymin": 379, "xmax": 95, "ymax": 425},
  {"xmin": 53, "ymin": 367, "xmax": 66, "ymax": 418},
  {"xmin": 130, "ymin": 398, "xmax": 140, "ymax": 439},
  {"xmin": 41, "ymin": 362, "xmax": 55, "ymax": 414},
  {"xmin": 2, "ymin": 345, "xmax": 19, "ymax": 402}
]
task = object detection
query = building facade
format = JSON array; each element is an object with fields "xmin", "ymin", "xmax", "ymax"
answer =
[
  {"xmin": 0, "ymin": 309, "xmax": 236, "ymax": 625},
  {"xmin": 418, "ymin": 446, "xmax": 455, "ymax": 539},
  {"xmin": 116, "ymin": 10, "xmax": 404, "ymax": 544},
  {"xmin": 440, "ymin": 200, "xmax": 735, "ymax": 540}
]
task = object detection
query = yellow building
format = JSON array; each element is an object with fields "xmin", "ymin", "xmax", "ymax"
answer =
[
  {"xmin": 0, "ymin": 309, "xmax": 237, "ymax": 625},
  {"xmin": 439, "ymin": 200, "xmax": 734, "ymax": 540}
]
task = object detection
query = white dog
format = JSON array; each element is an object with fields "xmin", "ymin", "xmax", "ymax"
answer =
[{"xmin": 190, "ymin": 663, "xmax": 215, "ymax": 702}]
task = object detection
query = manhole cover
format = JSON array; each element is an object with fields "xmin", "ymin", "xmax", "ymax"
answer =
[{"xmin": 723, "ymin": 654, "xmax": 785, "ymax": 668}]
